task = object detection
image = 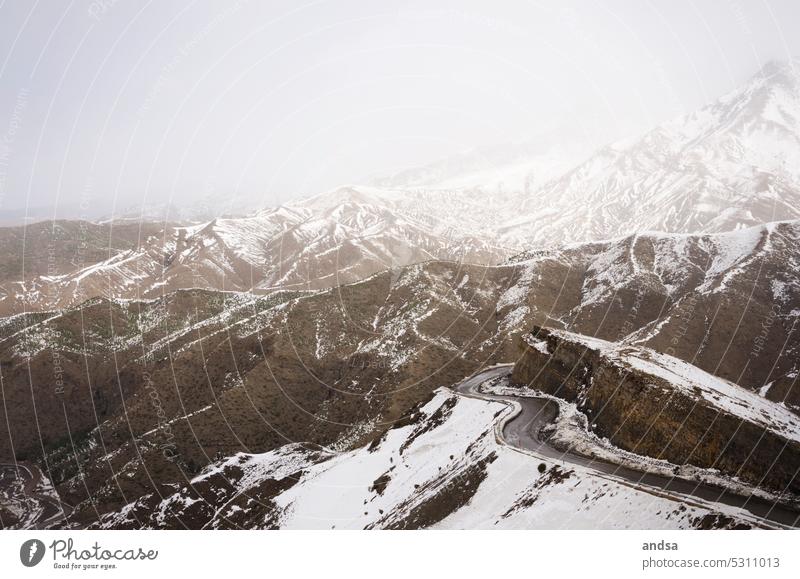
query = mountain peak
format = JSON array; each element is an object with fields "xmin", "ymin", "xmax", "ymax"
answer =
[
  {"xmin": 298, "ymin": 185, "xmax": 410, "ymax": 211},
  {"xmin": 755, "ymin": 58, "xmax": 800, "ymax": 81}
]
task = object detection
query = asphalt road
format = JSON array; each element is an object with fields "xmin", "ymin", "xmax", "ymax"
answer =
[{"xmin": 454, "ymin": 365, "xmax": 800, "ymax": 529}]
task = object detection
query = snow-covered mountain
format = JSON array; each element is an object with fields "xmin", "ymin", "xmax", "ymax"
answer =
[
  {"xmin": 369, "ymin": 137, "xmax": 595, "ymax": 195},
  {"xmin": 497, "ymin": 59, "xmax": 800, "ymax": 246},
  {"xmin": 302, "ymin": 60, "xmax": 800, "ymax": 252},
  {"xmin": 0, "ymin": 192, "xmax": 510, "ymax": 315},
  {"xmin": 362, "ymin": 60, "xmax": 800, "ymax": 248},
  {"xmin": 3, "ymin": 219, "xmax": 800, "ymax": 528},
  {"xmin": 4, "ymin": 59, "xmax": 800, "ymax": 531},
  {"xmin": 4, "ymin": 61, "xmax": 800, "ymax": 316},
  {"xmin": 92, "ymin": 388, "xmax": 764, "ymax": 530}
]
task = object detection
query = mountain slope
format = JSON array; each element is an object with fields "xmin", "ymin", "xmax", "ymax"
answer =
[
  {"xmin": 498, "ymin": 60, "xmax": 800, "ymax": 247},
  {"xmin": 2, "ymin": 221, "xmax": 800, "ymax": 527},
  {"xmin": 0, "ymin": 197, "xmax": 509, "ymax": 316},
  {"xmin": 504, "ymin": 221, "xmax": 800, "ymax": 410},
  {"xmin": 6, "ymin": 62, "xmax": 800, "ymax": 314},
  {"xmin": 3, "ymin": 62, "xmax": 800, "ymax": 316},
  {"xmin": 92, "ymin": 389, "xmax": 758, "ymax": 530}
]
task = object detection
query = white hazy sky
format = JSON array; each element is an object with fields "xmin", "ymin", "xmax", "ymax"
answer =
[{"xmin": 0, "ymin": 0, "xmax": 798, "ymax": 218}]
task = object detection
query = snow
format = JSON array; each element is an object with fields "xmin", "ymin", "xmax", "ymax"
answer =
[
  {"xmin": 484, "ymin": 379, "xmax": 790, "ymax": 506},
  {"xmin": 139, "ymin": 404, "xmax": 213, "ymax": 438},
  {"xmin": 500, "ymin": 305, "xmax": 529, "ymax": 332},
  {"xmin": 149, "ymin": 388, "xmax": 766, "ymax": 529},
  {"xmin": 529, "ymin": 337, "xmax": 550, "ymax": 355},
  {"xmin": 71, "ymin": 250, "xmax": 145, "ymax": 283},
  {"xmin": 772, "ymin": 279, "xmax": 789, "ymax": 302},
  {"xmin": 545, "ymin": 328, "xmax": 614, "ymax": 352},
  {"xmin": 544, "ymin": 329, "xmax": 800, "ymax": 444},
  {"xmin": 5, "ymin": 60, "xmax": 800, "ymax": 320},
  {"xmin": 626, "ymin": 352, "xmax": 800, "ymax": 443},
  {"xmin": 435, "ymin": 452, "xmax": 698, "ymax": 530},
  {"xmin": 698, "ymin": 225, "xmax": 764, "ymax": 292}
]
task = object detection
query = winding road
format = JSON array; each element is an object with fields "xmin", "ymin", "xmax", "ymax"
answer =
[{"xmin": 455, "ymin": 365, "xmax": 800, "ymax": 529}]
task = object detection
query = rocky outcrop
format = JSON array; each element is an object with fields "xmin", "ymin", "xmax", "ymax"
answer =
[{"xmin": 511, "ymin": 326, "xmax": 800, "ymax": 495}]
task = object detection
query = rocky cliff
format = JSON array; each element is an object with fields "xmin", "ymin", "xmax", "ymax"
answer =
[{"xmin": 511, "ymin": 326, "xmax": 800, "ymax": 495}]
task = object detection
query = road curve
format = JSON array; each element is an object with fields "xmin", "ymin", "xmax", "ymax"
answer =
[
  {"xmin": 454, "ymin": 365, "xmax": 800, "ymax": 529},
  {"xmin": 0, "ymin": 462, "xmax": 70, "ymax": 528}
]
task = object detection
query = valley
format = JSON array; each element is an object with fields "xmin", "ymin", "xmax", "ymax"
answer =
[{"xmin": 1, "ymin": 60, "xmax": 800, "ymax": 530}]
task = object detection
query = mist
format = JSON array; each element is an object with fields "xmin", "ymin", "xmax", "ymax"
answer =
[{"xmin": 1, "ymin": 0, "xmax": 799, "ymax": 221}]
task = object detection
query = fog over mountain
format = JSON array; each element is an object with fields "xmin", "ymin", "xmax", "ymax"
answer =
[
  {"xmin": 2, "ymin": 60, "xmax": 800, "ymax": 318},
  {"xmin": 2, "ymin": 3, "xmax": 800, "ymax": 535}
]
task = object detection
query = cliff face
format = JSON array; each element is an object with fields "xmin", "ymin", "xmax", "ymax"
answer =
[{"xmin": 511, "ymin": 327, "xmax": 800, "ymax": 495}]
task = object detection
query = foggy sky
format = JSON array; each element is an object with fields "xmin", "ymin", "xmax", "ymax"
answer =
[{"xmin": 0, "ymin": 0, "xmax": 798, "ymax": 220}]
